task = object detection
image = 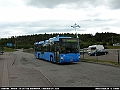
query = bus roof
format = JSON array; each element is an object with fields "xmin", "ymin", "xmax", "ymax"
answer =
[
  {"xmin": 34, "ymin": 35, "xmax": 72, "ymax": 45},
  {"xmin": 49, "ymin": 35, "xmax": 72, "ymax": 42}
]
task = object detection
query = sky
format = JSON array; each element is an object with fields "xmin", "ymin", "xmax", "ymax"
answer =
[{"xmin": 0, "ymin": 0, "xmax": 120, "ymax": 38}]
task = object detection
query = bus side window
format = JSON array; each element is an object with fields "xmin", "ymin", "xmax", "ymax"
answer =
[
  {"xmin": 47, "ymin": 44, "xmax": 50, "ymax": 52},
  {"xmin": 56, "ymin": 43, "xmax": 59, "ymax": 51},
  {"xmin": 50, "ymin": 44, "xmax": 55, "ymax": 52},
  {"xmin": 54, "ymin": 42, "xmax": 58, "ymax": 52},
  {"xmin": 35, "ymin": 45, "xmax": 38, "ymax": 52}
]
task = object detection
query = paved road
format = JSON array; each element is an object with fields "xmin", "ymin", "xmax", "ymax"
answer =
[
  {"xmin": 0, "ymin": 50, "xmax": 120, "ymax": 87},
  {"xmin": 0, "ymin": 54, "xmax": 4, "ymax": 86},
  {"xmin": 0, "ymin": 51, "xmax": 54, "ymax": 87}
]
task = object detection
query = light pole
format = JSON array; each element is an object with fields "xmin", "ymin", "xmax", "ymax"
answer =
[
  {"xmin": 71, "ymin": 23, "xmax": 80, "ymax": 38},
  {"xmin": 71, "ymin": 23, "xmax": 81, "ymax": 52},
  {"xmin": 14, "ymin": 36, "xmax": 17, "ymax": 49}
]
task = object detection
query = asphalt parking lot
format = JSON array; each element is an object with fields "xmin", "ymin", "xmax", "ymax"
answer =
[
  {"xmin": 1, "ymin": 50, "xmax": 120, "ymax": 87},
  {"xmin": 81, "ymin": 49, "xmax": 120, "ymax": 63}
]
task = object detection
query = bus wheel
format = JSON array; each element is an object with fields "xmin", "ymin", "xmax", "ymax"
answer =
[
  {"xmin": 50, "ymin": 56, "xmax": 53, "ymax": 62},
  {"xmin": 38, "ymin": 54, "xmax": 40, "ymax": 59}
]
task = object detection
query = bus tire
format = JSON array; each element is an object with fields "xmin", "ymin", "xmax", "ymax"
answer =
[
  {"xmin": 38, "ymin": 54, "xmax": 40, "ymax": 59},
  {"xmin": 50, "ymin": 56, "xmax": 53, "ymax": 62}
]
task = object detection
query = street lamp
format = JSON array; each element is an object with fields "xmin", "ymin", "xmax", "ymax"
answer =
[
  {"xmin": 71, "ymin": 23, "xmax": 80, "ymax": 38},
  {"xmin": 71, "ymin": 23, "xmax": 81, "ymax": 51}
]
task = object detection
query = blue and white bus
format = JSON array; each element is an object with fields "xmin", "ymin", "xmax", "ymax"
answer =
[{"xmin": 34, "ymin": 35, "xmax": 80, "ymax": 63}]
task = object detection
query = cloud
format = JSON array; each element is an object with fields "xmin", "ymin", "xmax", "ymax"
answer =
[
  {"xmin": 25, "ymin": 0, "xmax": 78, "ymax": 8},
  {"xmin": 108, "ymin": 0, "xmax": 120, "ymax": 9},
  {"xmin": 25, "ymin": 0, "xmax": 120, "ymax": 10},
  {"xmin": 0, "ymin": 20, "xmax": 74, "ymax": 37},
  {"xmin": 25, "ymin": 0, "xmax": 102, "ymax": 9},
  {"xmin": 0, "ymin": 0, "xmax": 120, "ymax": 38}
]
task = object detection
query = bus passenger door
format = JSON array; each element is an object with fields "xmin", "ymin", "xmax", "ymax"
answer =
[
  {"xmin": 41, "ymin": 46, "xmax": 45, "ymax": 59},
  {"xmin": 54, "ymin": 43, "xmax": 59, "ymax": 63}
]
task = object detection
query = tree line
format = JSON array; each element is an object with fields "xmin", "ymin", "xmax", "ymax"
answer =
[{"xmin": 0, "ymin": 32, "xmax": 120, "ymax": 49}]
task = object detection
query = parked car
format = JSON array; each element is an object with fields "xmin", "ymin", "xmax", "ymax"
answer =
[
  {"xmin": 88, "ymin": 49, "xmax": 108, "ymax": 56},
  {"xmin": 0, "ymin": 50, "xmax": 4, "ymax": 55},
  {"xmin": 0, "ymin": 47, "xmax": 4, "ymax": 55}
]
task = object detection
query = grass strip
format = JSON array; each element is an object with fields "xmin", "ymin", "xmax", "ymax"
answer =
[
  {"xmin": 81, "ymin": 58, "xmax": 120, "ymax": 67},
  {"xmin": 4, "ymin": 47, "xmax": 18, "ymax": 52}
]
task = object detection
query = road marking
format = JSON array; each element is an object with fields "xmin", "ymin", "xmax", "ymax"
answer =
[
  {"xmin": 38, "ymin": 69, "xmax": 56, "ymax": 87},
  {"xmin": 2, "ymin": 55, "xmax": 9, "ymax": 87},
  {"xmin": 11, "ymin": 56, "xmax": 17, "ymax": 65}
]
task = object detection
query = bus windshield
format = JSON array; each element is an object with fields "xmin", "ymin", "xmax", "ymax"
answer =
[{"xmin": 60, "ymin": 38, "xmax": 79, "ymax": 53}]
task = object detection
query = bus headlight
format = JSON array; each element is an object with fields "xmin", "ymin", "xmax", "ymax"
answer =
[
  {"xmin": 61, "ymin": 57, "xmax": 64, "ymax": 60},
  {"xmin": 78, "ymin": 56, "xmax": 80, "ymax": 59}
]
